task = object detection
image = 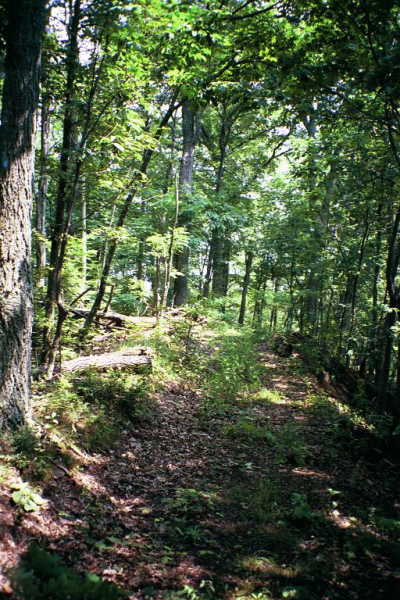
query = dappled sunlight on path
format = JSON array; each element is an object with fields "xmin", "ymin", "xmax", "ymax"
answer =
[{"xmin": 1, "ymin": 339, "xmax": 399, "ymax": 599}]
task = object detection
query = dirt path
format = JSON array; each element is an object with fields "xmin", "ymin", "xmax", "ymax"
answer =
[{"xmin": 1, "ymin": 344, "xmax": 399, "ymax": 599}]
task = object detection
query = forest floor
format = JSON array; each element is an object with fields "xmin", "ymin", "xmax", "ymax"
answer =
[{"xmin": 1, "ymin": 312, "xmax": 399, "ymax": 600}]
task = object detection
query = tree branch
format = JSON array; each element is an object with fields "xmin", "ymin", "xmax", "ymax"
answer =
[{"xmin": 222, "ymin": 1, "xmax": 280, "ymax": 21}]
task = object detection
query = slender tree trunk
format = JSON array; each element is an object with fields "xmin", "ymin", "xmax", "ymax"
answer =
[
  {"xmin": 368, "ymin": 199, "xmax": 384, "ymax": 378},
  {"xmin": 269, "ymin": 278, "xmax": 280, "ymax": 333},
  {"xmin": 202, "ymin": 241, "xmax": 213, "ymax": 297},
  {"xmin": 376, "ymin": 205, "xmax": 400, "ymax": 405},
  {"xmin": 42, "ymin": 0, "xmax": 81, "ymax": 374},
  {"xmin": 0, "ymin": 0, "xmax": 47, "ymax": 428},
  {"xmin": 83, "ymin": 185, "xmax": 138, "ymax": 332},
  {"xmin": 286, "ymin": 255, "xmax": 296, "ymax": 332},
  {"xmin": 173, "ymin": 99, "xmax": 196, "ymax": 306},
  {"xmin": 83, "ymin": 101, "xmax": 180, "ymax": 333},
  {"xmin": 81, "ymin": 180, "xmax": 87, "ymax": 290},
  {"xmin": 153, "ymin": 257, "xmax": 161, "ymax": 315},
  {"xmin": 210, "ymin": 114, "xmax": 230, "ymax": 303},
  {"xmin": 136, "ymin": 239, "xmax": 145, "ymax": 280},
  {"xmin": 212, "ymin": 237, "xmax": 231, "ymax": 299},
  {"xmin": 252, "ymin": 266, "xmax": 267, "ymax": 328},
  {"xmin": 35, "ymin": 95, "xmax": 50, "ymax": 288},
  {"xmin": 198, "ymin": 243, "xmax": 209, "ymax": 293},
  {"xmin": 346, "ymin": 215, "xmax": 370, "ymax": 363},
  {"xmin": 238, "ymin": 250, "xmax": 253, "ymax": 325},
  {"xmin": 161, "ymin": 180, "xmax": 180, "ymax": 313},
  {"xmin": 337, "ymin": 274, "xmax": 353, "ymax": 356}
]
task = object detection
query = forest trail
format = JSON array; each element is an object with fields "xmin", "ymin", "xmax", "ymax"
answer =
[{"xmin": 1, "ymin": 333, "xmax": 399, "ymax": 600}]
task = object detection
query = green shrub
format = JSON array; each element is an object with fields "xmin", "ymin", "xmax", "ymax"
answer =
[
  {"xmin": 37, "ymin": 370, "xmax": 152, "ymax": 452},
  {"xmin": 164, "ymin": 488, "xmax": 218, "ymax": 517},
  {"xmin": 223, "ymin": 419, "xmax": 309, "ymax": 467},
  {"xmin": 223, "ymin": 419, "xmax": 277, "ymax": 444},
  {"xmin": 13, "ymin": 427, "xmax": 39, "ymax": 455},
  {"xmin": 11, "ymin": 544, "xmax": 125, "ymax": 600},
  {"xmin": 204, "ymin": 330, "xmax": 262, "ymax": 405},
  {"xmin": 275, "ymin": 423, "xmax": 310, "ymax": 466},
  {"xmin": 228, "ymin": 479, "xmax": 281, "ymax": 524},
  {"xmin": 11, "ymin": 426, "xmax": 54, "ymax": 481},
  {"xmin": 10, "ymin": 481, "xmax": 46, "ymax": 512},
  {"xmin": 290, "ymin": 492, "xmax": 317, "ymax": 522}
]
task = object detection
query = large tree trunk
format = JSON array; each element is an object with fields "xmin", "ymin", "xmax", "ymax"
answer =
[{"xmin": 0, "ymin": 0, "xmax": 47, "ymax": 428}]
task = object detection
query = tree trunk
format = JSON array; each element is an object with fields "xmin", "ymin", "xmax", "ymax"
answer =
[
  {"xmin": 0, "ymin": 0, "xmax": 47, "ymax": 428},
  {"xmin": 238, "ymin": 250, "xmax": 253, "ymax": 325},
  {"xmin": 173, "ymin": 99, "xmax": 196, "ymax": 306},
  {"xmin": 212, "ymin": 236, "xmax": 231, "ymax": 302},
  {"xmin": 376, "ymin": 205, "xmax": 400, "ymax": 405},
  {"xmin": 160, "ymin": 182, "xmax": 180, "ymax": 313},
  {"xmin": 81, "ymin": 180, "xmax": 87, "ymax": 290},
  {"xmin": 42, "ymin": 0, "xmax": 81, "ymax": 374},
  {"xmin": 368, "ymin": 199, "xmax": 383, "ymax": 378},
  {"xmin": 269, "ymin": 278, "xmax": 280, "ymax": 333},
  {"xmin": 252, "ymin": 265, "xmax": 267, "ymax": 328},
  {"xmin": 35, "ymin": 93, "xmax": 50, "ymax": 288},
  {"xmin": 346, "ymin": 214, "xmax": 370, "ymax": 363},
  {"xmin": 63, "ymin": 348, "xmax": 152, "ymax": 373},
  {"xmin": 202, "ymin": 241, "xmax": 213, "ymax": 297},
  {"xmin": 82, "ymin": 97, "xmax": 179, "ymax": 334}
]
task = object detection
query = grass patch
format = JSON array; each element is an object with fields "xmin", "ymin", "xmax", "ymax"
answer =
[
  {"xmin": 223, "ymin": 419, "xmax": 310, "ymax": 467},
  {"xmin": 253, "ymin": 388, "xmax": 287, "ymax": 404},
  {"xmin": 239, "ymin": 555, "xmax": 300, "ymax": 579},
  {"xmin": 223, "ymin": 419, "xmax": 277, "ymax": 444},
  {"xmin": 227, "ymin": 479, "xmax": 281, "ymax": 524}
]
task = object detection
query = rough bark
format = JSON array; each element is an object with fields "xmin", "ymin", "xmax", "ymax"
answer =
[{"xmin": 0, "ymin": 0, "xmax": 47, "ymax": 428}]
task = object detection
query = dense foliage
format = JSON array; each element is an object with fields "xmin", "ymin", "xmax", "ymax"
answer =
[
  {"xmin": 1, "ymin": 2, "xmax": 400, "ymax": 594},
  {"xmin": 6, "ymin": 0, "xmax": 396, "ymax": 416}
]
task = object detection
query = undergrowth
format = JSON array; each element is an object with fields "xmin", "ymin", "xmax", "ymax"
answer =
[
  {"xmin": 33, "ymin": 369, "xmax": 151, "ymax": 454},
  {"xmin": 11, "ymin": 544, "xmax": 125, "ymax": 600},
  {"xmin": 3, "ymin": 308, "xmax": 400, "ymax": 600}
]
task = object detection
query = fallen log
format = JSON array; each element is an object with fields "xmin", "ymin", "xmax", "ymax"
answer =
[
  {"xmin": 69, "ymin": 307, "xmax": 156, "ymax": 328},
  {"xmin": 63, "ymin": 348, "xmax": 152, "ymax": 373}
]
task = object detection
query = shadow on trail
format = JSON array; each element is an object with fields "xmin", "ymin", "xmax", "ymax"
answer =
[{"xmin": 6, "ymin": 348, "xmax": 400, "ymax": 600}]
